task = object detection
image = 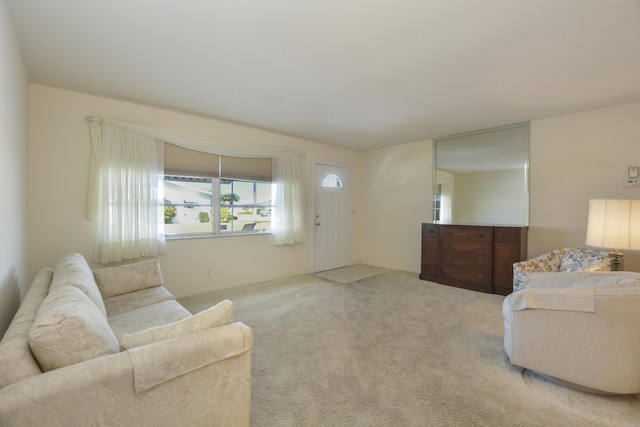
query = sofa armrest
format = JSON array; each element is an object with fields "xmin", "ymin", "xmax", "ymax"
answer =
[
  {"xmin": 0, "ymin": 323, "xmax": 253, "ymax": 427},
  {"xmin": 128, "ymin": 321, "xmax": 252, "ymax": 392},
  {"xmin": 522, "ymin": 271, "xmax": 640, "ymax": 290},
  {"xmin": 522, "ymin": 271, "xmax": 593, "ymax": 289},
  {"xmin": 507, "ymin": 286, "xmax": 596, "ymax": 312},
  {"xmin": 512, "ymin": 271, "xmax": 530, "ymax": 292},
  {"xmin": 512, "ymin": 250, "xmax": 565, "ymax": 291},
  {"xmin": 513, "ymin": 251, "xmax": 563, "ymax": 274}
]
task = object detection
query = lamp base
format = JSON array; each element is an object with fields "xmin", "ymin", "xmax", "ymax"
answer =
[{"xmin": 609, "ymin": 249, "xmax": 624, "ymax": 271}]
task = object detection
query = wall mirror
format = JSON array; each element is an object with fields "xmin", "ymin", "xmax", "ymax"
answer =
[{"xmin": 433, "ymin": 122, "xmax": 529, "ymax": 226}]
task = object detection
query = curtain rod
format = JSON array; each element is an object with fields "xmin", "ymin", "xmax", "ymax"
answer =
[{"xmin": 85, "ymin": 116, "xmax": 102, "ymax": 122}]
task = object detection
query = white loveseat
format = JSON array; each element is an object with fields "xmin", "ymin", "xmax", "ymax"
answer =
[{"xmin": 0, "ymin": 253, "xmax": 253, "ymax": 426}]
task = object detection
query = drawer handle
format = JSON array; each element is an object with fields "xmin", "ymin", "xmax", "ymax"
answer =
[
  {"xmin": 445, "ymin": 243, "xmax": 452, "ymax": 249},
  {"xmin": 444, "ymin": 269, "xmax": 451, "ymax": 275},
  {"xmin": 477, "ymin": 274, "xmax": 485, "ymax": 280},
  {"xmin": 429, "ymin": 230, "xmax": 435, "ymax": 234},
  {"xmin": 502, "ymin": 233, "xmax": 510, "ymax": 239},
  {"xmin": 477, "ymin": 232, "xmax": 485, "ymax": 237},
  {"xmin": 477, "ymin": 245, "xmax": 485, "ymax": 251},
  {"xmin": 477, "ymin": 259, "xmax": 485, "ymax": 265},
  {"xmin": 445, "ymin": 255, "xmax": 453, "ymax": 261},
  {"xmin": 502, "ymin": 262, "xmax": 509, "ymax": 267},
  {"xmin": 446, "ymin": 230, "xmax": 452, "ymax": 235}
]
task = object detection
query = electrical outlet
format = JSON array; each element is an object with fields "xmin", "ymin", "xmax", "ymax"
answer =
[{"xmin": 624, "ymin": 178, "xmax": 640, "ymax": 188}]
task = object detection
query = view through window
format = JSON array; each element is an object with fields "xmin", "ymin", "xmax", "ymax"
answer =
[{"xmin": 164, "ymin": 175, "xmax": 273, "ymax": 237}]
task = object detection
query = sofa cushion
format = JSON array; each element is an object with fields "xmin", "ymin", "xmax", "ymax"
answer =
[
  {"xmin": 0, "ymin": 268, "xmax": 52, "ymax": 387},
  {"xmin": 121, "ymin": 300, "xmax": 234, "ymax": 350},
  {"xmin": 108, "ymin": 300, "xmax": 192, "ymax": 345},
  {"xmin": 103, "ymin": 285, "xmax": 176, "ymax": 317},
  {"xmin": 50, "ymin": 253, "xmax": 107, "ymax": 318},
  {"xmin": 28, "ymin": 286, "xmax": 120, "ymax": 372},
  {"xmin": 93, "ymin": 259, "xmax": 164, "ymax": 299}
]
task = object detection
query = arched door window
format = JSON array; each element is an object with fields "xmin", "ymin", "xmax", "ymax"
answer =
[{"xmin": 321, "ymin": 173, "xmax": 343, "ymax": 188}]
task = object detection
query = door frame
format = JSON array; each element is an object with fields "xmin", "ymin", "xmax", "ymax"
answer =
[{"xmin": 312, "ymin": 160, "xmax": 351, "ymax": 273}]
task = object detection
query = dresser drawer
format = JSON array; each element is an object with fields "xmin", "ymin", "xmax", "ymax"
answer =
[
  {"xmin": 441, "ymin": 266, "xmax": 491, "ymax": 285},
  {"xmin": 493, "ymin": 227, "xmax": 522, "ymax": 244},
  {"xmin": 440, "ymin": 225, "xmax": 491, "ymax": 242},
  {"xmin": 441, "ymin": 252, "xmax": 490, "ymax": 269},
  {"xmin": 422, "ymin": 224, "xmax": 439, "ymax": 238},
  {"xmin": 441, "ymin": 239, "xmax": 491, "ymax": 255}
]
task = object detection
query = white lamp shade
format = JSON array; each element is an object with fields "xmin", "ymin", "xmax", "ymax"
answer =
[{"xmin": 585, "ymin": 199, "xmax": 640, "ymax": 250}]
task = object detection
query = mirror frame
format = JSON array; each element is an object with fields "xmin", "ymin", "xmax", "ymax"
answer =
[{"xmin": 433, "ymin": 122, "xmax": 530, "ymax": 226}]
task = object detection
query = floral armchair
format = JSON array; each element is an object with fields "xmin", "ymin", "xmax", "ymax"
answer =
[{"xmin": 513, "ymin": 247, "xmax": 612, "ymax": 291}]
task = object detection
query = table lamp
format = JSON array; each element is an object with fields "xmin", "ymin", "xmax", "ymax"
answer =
[{"xmin": 585, "ymin": 199, "xmax": 640, "ymax": 271}]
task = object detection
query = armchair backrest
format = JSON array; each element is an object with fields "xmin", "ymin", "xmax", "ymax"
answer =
[
  {"xmin": 560, "ymin": 248, "xmax": 612, "ymax": 272},
  {"xmin": 513, "ymin": 247, "xmax": 613, "ymax": 292}
]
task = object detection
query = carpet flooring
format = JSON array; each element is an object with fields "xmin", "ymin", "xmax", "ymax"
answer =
[
  {"xmin": 313, "ymin": 264, "xmax": 388, "ymax": 283},
  {"xmin": 179, "ymin": 266, "xmax": 640, "ymax": 426}
]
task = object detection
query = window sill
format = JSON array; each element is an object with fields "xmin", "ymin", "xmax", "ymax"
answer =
[{"xmin": 165, "ymin": 230, "xmax": 272, "ymax": 241}]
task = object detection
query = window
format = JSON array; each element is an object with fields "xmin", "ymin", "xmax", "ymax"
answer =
[
  {"xmin": 163, "ymin": 143, "xmax": 273, "ymax": 237},
  {"xmin": 321, "ymin": 173, "xmax": 343, "ymax": 188},
  {"xmin": 433, "ymin": 184, "xmax": 441, "ymax": 223},
  {"xmin": 164, "ymin": 176, "xmax": 273, "ymax": 236}
]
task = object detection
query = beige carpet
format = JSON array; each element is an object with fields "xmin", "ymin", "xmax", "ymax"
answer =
[
  {"xmin": 180, "ymin": 267, "xmax": 640, "ymax": 426},
  {"xmin": 313, "ymin": 264, "xmax": 387, "ymax": 283}
]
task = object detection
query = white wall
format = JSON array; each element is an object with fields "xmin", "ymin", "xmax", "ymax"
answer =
[
  {"xmin": 529, "ymin": 101, "xmax": 640, "ymax": 272},
  {"xmin": 28, "ymin": 84, "xmax": 361, "ymax": 297},
  {"xmin": 0, "ymin": 0, "xmax": 29, "ymax": 336},
  {"xmin": 360, "ymin": 140, "xmax": 432, "ymax": 272},
  {"xmin": 360, "ymin": 101, "xmax": 640, "ymax": 274},
  {"xmin": 22, "ymin": 81, "xmax": 640, "ymax": 305}
]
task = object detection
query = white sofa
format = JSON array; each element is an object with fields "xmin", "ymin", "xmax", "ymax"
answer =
[
  {"xmin": 503, "ymin": 271, "xmax": 640, "ymax": 394},
  {"xmin": 0, "ymin": 253, "xmax": 253, "ymax": 426}
]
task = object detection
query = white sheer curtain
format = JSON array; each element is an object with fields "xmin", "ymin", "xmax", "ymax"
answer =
[
  {"xmin": 88, "ymin": 121, "xmax": 166, "ymax": 264},
  {"xmin": 271, "ymin": 156, "xmax": 306, "ymax": 245},
  {"xmin": 87, "ymin": 119, "xmax": 306, "ymax": 250}
]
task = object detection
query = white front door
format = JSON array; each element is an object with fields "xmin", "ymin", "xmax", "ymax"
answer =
[{"xmin": 314, "ymin": 163, "xmax": 349, "ymax": 272}]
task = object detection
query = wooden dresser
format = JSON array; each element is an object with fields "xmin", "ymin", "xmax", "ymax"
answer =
[{"xmin": 419, "ymin": 224, "xmax": 528, "ymax": 295}]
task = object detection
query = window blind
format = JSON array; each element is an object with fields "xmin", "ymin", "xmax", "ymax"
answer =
[{"xmin": 164, "ymin": 143, "xmax": 272, "ymax": 181}]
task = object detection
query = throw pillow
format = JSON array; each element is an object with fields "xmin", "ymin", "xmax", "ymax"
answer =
[
  {"xmin": 28, "ymin": 286, "xmax": 120, "ymax": 371},
  {"xmin": 50, "ymin": 253, "xmax": 108, "ymax": 318},
  {"xmin": 93, "ymin": 259, "xmax": 163, "ymax": 299},
  {"xmin": 120, "ymin": 299, "xmax": 233, "ymax": 350}
]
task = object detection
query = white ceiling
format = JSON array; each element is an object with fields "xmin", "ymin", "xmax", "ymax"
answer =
[{"xmin": 6, "ymin": 0, "xmax": 640, "ymax": 151}]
